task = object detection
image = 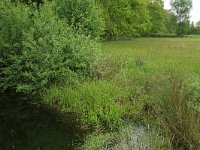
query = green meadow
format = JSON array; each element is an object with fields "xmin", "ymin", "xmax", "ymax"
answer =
[{"xmin": 103, "ymin": 38, "xmax": 200, "ymax": 73}]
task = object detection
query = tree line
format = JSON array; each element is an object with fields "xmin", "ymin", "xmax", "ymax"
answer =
[
  {"xmin": 11, "ymin": 0, "xmax": 200, "ymax": 39},
  {"xmin": 100, "ymin": 0, "xmax": 200, "ymax": 38}
]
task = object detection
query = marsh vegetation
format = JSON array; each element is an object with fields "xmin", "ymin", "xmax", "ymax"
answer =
[{"xmin": 1, "ymin": 0, "xmax": 200, "ymax": 150}]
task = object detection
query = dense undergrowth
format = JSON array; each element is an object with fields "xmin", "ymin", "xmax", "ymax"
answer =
[
  {"xmin": 0, "ymin": 0, "xmax": 101, "ymax": 95},
  {"xmin": 43, "ymin": 55, "xmax": 200, "ymax": 149}
]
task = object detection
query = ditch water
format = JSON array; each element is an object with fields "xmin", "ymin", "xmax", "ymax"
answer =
[
  {"xmin": 0, "ymin": 96, "xmax": 151, "ymax": 150},
  {"xmin": 0, "ymin": 96, "xmax": 87, "ymax": 150}
]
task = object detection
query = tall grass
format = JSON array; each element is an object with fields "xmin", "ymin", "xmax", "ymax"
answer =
[
  {"xmin": 42, "ymin": 37, "xmax": 200, "ymax": 149},
  {"xmin": 155, "ymin": 74, "xmax": 200, "ymax": 149},
  {"xmin": 43, "ymin": 80, "xmax": 126, "ymax": 129},
  {"xmin": 103, "ymin": 39, "xmax": 200, "ymax": 149},
  {"xmin": 102, "ymin": 38, "xmax": 200, "ymax": 73}
]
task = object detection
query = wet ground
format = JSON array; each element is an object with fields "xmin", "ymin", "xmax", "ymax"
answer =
[{"xmin": 0, "ymin": 95, "xmax": 87, "ymax": 150}]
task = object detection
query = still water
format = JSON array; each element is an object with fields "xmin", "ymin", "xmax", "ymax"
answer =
[{"xmin": 0, "ymin": 97, "xmax": 87, "ymax": 150}]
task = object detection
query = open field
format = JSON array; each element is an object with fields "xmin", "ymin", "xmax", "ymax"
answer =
[
  {"xmin": 103, "ymin": 38, "xmax": 200, "ymax": 73},
  {"xmin": 98, "ymin": 38, "xmax": 200, "ymax": 149}
]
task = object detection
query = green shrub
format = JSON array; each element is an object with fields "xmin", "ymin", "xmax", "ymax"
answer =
[
  {"xmin": 43, "ymin": 81, "xmax": 125, "ymax": 128},
  {"xmin": 0, "ymin": 0, "xmax": 33, "ymax": 92},
  {"xmin": 0, "ymin": 0, "xmax": 100, "ymax": 95},
  {"xmin": 56, "ymin": 0, "xmax": 105, "ymax": 39}
]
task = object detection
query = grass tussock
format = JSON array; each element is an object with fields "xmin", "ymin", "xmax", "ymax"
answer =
[
  {"xmin": 155, "ymin": 74, "xmax": 200, "ymax": 149},
  {"xmin": 43, "ymin": 80, "xmax": 126, "ymax": 129}
]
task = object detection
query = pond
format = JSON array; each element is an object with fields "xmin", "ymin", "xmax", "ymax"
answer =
[{"xmin": 0, "ymin": 96, "xmax": 87, "ymax": 150}]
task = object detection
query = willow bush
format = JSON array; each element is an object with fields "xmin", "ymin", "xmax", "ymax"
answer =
[{"xmin": 0, "ymin": 0, "xmax": 100, "ymax": 95}]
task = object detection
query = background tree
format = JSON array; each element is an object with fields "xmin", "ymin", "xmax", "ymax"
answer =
[
  {"xmin": 56, "ymin": 0, "xmax": 105, "ymax": 39},
  {"xmin": 129, "ymin": 0, "xmax": 152, "ymax": 36},
  {"xmin": 196, "ymin": 21, "xmax": 200, "ymax": 28},
  {"xmin": 170, "ymin": 0, "xmax": 192, "ymax": 36},
  {"xmin": 164, "ymin": 10, "xmax": 177, "ymax": 34},
  {"xmin": 148, "ymin": 0, "xmax": 165, "ymax": 35},
  {"xmin": 99, "ymin": 0, "xmax": 151, "ymax": 40},
  {"xmin": 196, "ymin": 21, "xmax": 200, "ymax": 34},
  {"xmin": 187, "ymin": 21, "xmax": 197, "ymax": 34}
]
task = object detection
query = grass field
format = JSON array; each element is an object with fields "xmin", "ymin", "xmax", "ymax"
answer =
[
  {"xmin": 99, "ymin": 37, "xmax": 200, "ymax": 149},
  {"xmin": 102, "ymin": 38, "xmax": 200, "ymax": 73}
]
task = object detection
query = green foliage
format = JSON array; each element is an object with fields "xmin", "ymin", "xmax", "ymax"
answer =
[
  {"xmin": 188, "ymin": 22, "xmax": 197, "ymax": 34},
  {"xmin": 197, "ymin": 21, "xmax": 200, "ymax": 27},
  {"xmin": 187, "ymin": 21, "xmax": 200, "ymax": 35},
  {"xmin": 176, "ymin": 21, "xmax": 190, "ymax": 36},
  {"xmin": 0, "ymin": 0, "xmax": 100, "ymax": 94},
  {"xmin": 171, "ymin": 0, "xmax": 192, "ymax": 22},
  {"xmin": 56, "ymin": 0, "xmax": 105, "ymax": 39},
  {"xmin": 154, "ymin": 73, "xmax": 200, "ymax": 149},
  {"xmin": 98, "ymin": 0, "xmax": 180, "ymax": 38},
  {"xmin": 43, "ymin": 81, "xmax": 125, "ymax": 128},
  {"xmin": 20, "ymin": 0, "xmax": 43, "ymax": 5},
  {"xmin": 164, "ymin": 10, "xmax": 177, "ymax": 34},
  {"xmin": 0, "ymin": 0, "xmax": 33, "ymax": 92},
  {"xmin": 129, "ymin": 0, "xmax": 152, "ymax": 36},
  {"xmin": 171, "ymin": 0, "xmax": 192, "ymax": 36},
  {"xmin": 196, "ymin": 21, "xmax": 200, "ymax": 34},
  {"xmin": 99, "ymin": 0, "xmax": 151, "ymax": 39},
  {"xmin": 23, "ymin": 1, "xmax": 100, "ymax": 72},
  {"xmin": 148, "ymin": 0, "xmax": 165, "ymax": 35},
  {"xmin": 182, "ymin": 73, "xmax": 200, "ymax": 113}
]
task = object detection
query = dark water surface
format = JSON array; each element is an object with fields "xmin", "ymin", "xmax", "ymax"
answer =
[{"xmin": 0, "ymin": 95, "xmax": 86, "ymax": 150}]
